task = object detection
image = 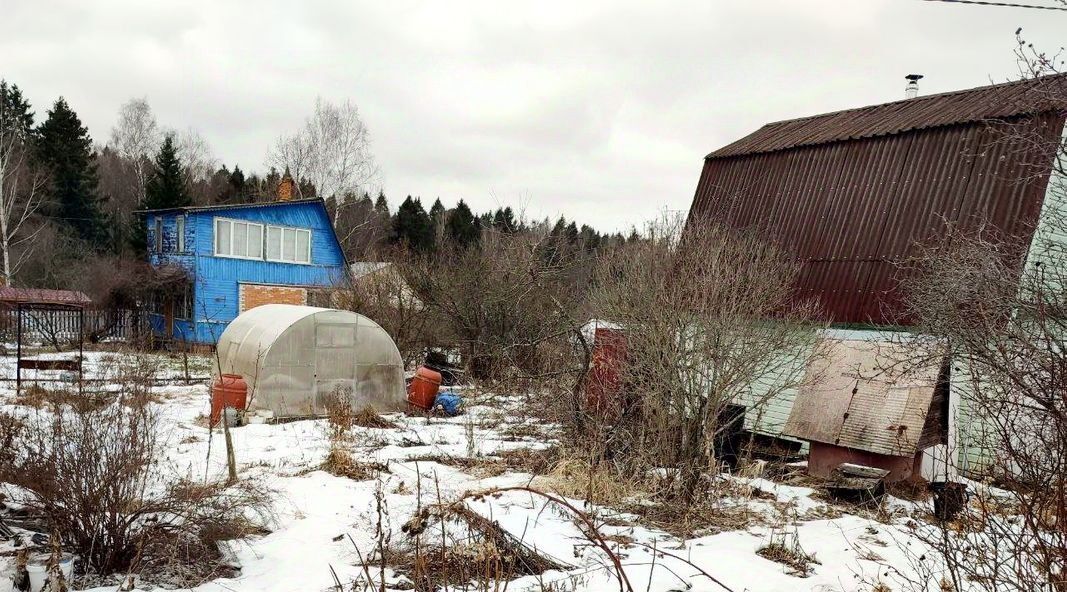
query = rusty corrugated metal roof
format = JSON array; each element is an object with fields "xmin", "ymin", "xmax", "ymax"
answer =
[
  {"xmin": 0, "ymin": 288, "xmax": 91, "ymax": 308},
  {"xmin": 709, "ymin": 73, "xmax": 1067, "ymax": 158},
  {"xmin": 688, "ymin": 76, "xmax": 1067, "ymax": 326}
]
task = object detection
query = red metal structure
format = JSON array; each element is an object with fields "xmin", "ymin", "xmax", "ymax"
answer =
[
  {"xmin": 687, "ymin": 74, "xmax": 1067, "ymax": 326},
  {"xmin": 584, "ymin": 327, "xmax": 628, "ymax": 417}
]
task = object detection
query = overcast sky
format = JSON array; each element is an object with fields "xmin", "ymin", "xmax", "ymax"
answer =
[{"xmin": 4, "ymin": 0, "xmax": 1066, "ymax": 232}]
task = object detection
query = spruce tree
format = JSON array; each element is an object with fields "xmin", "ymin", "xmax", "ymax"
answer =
[
  {"xmin": 0, "ymin": 80, "xmax": 35, "ymax": 138},
  {"xmin": 36, "ymin": 97, "xmax": 106, "ymax": 246},
  {"xmin": 391, "ymin": 195, "xmax": 435, "ymax": 253},
  {"xmin": 445, "ymin": 199, "xmax": 480, "ymax": 249},
  {"xmin": 144, "ymin": 134, "xmax": 190, "ymax": 210},
  {"xmin": 374, "ymin": 190, "xmax": 389, "ymax": 216},
  {"xmin": 492, "ymin": 206, "xmax": 518, "ymax": 234}
]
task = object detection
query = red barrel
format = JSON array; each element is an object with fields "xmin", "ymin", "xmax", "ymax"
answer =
[
  {"xmin": 211, "ymin": 374, "xmax": 248, "ymax": 427},
  {"xmin": 407, "ymin": 366, "xmax": 442, "ymax": 410}
]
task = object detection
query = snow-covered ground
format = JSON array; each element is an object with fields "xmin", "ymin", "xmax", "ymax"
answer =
[{"xmin": 0, "ymin": 351, "xmax": 951, "ymax": 592}]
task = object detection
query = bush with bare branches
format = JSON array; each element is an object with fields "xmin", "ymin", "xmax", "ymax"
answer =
[
  {"xmin": 587, "ymin": 216, "xmax": 824, "ymax": 499},
  {"xmin": 0, "ymin": 385, "xmax": 270, "ymax": 584}
]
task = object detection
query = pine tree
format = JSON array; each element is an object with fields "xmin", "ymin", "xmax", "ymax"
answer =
[
  {"xmin": 429, "ymin": 198, "xmax": 445, "ymax": 221},
  {"xmin": 144, "ymin": 134, "xmax": 190, "ymax": 210},
  {"xmin": 36, "ymin": 97, "xmax": 106, "ymax": 246},
  {"xmin": 391, "ymin": 195, "xmax": 435, "ymax": 253},
  {"xmin": 445, "ymin": 199, "xmax": 480, "ymax": 249}
]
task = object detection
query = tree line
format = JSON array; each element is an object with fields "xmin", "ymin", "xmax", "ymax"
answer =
[{"xmin": 0, "ymin": 79, "xmax": 630, "ymax": 301}]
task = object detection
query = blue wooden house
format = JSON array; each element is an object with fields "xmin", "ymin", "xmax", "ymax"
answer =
[{"xmin": 143, "ymin": 197, "xmax": 348, "ymax": 344}]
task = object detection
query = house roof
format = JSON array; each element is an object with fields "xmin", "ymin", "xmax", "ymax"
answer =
[
  {"xmin": 782, "ymin": 338, "xmax": 943, "ymax": 457},
  {"xmin": 349, "ymin": 262, "xmax": 392, "ymax": 279},
  {"xmin": 709, "ymin": 73, "xmax": 1067, "ymax": 159},
  {"xmin": 0, "ymin": 287, "xmax": 91, "ymax": 308},
  {"xmin": 688, "ymin": 75, "xmax": 1067, "ymax": 326},
  {"xmin": 135, "ymin": 197, "xmax": 324, "ymax": 215}
]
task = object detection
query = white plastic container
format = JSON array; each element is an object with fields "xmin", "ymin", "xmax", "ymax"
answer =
[{"xmin": 25, "ymin": 553, "xmax": 74, "ymax": 592}]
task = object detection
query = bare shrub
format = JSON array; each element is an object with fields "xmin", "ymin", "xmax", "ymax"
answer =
[
  {"xmin": 402, "ymin": 227, "xmax": 592, "ymax": 382},
  {"xmin": 0, "ymin": 386, "xmax": 271, "ymax": 584},
  {"xmin": 587, "ymin": 215, "xmax": 824, "ymax": 499},
  {"xmin": 891, "ymin": 54, "xmax": 1067, "ymax": 590},
  {"xmin": 336, "ymin": 259, "xmax": 433, "ymax": 366}
]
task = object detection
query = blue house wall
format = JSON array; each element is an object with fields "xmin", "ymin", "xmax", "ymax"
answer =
[{"xmin": 146, "ymin": 200, "xmax": 347, "ymax": 344}]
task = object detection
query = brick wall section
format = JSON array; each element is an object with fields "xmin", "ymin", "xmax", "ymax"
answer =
[{"xmin": 239, "ymin": 284, "xmax": 307, "ymax": 312}]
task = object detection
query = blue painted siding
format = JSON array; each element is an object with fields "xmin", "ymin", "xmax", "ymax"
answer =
[{"xmin": 145, "ymin": 201, "xmax": 347, "ymax": 344}]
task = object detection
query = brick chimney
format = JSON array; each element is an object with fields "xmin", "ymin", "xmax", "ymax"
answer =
[{"xmin": 277, "ymin": 168, "xmax": 296, "ymax": 201}]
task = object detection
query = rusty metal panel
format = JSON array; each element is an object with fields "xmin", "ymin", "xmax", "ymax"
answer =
[
  {"xmin": 783, "ymin": 338, "xmax": 942, "ymax": 457},
  {"xmin": 689, "ymin": 106, "xmax": 1065, "ymax": 325}
]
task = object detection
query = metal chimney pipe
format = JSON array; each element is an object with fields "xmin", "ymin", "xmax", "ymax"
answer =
[{"xmin": 905, "ymin": 74, "xmax": 924, "ymax": 99}]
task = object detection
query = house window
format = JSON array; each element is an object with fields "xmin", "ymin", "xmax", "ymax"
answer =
[
  {"xmin": 176, "ymin": 215, "xmax": 186, "ymax": 253},
  {"xmin": 154, "ymin": 217, "xmax": 163, "ymax": 253},
  {"xmin": 175, "ymin": 284, "xmax": 194, "ymax": 320},
  {"xmin": 265, "ymin": 225, "xmax": 312, "ymax": 264},
  {"xmin": 214, "ymin": 218, "xmax": 264, "ymax": 260}
]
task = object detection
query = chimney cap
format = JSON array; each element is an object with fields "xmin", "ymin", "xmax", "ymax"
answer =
[{"xmin": 905, "ymin": 74, "xmax": 924, "ymax": 82}]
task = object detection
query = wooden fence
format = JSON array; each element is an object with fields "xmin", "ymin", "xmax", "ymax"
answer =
[{"xmin": 0, "ymin": 308, "xmax": 149, "ymax": 346}]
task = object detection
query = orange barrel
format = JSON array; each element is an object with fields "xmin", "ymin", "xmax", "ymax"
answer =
[
  {"xmin": 211, "ymin": 374, "xmax": 248, "ymax": 427},
  {"xmin": 407, "ymin": 366, "xmax": 442, "ymax": 410}
]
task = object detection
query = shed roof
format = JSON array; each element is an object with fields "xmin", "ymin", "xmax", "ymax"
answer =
[
  {"xmin": 0, "ymin": 288, "xmax": 91, "ymax": 308},
  {"xmin": 688, "ymin": 75, "xmax": 1067, "ymax": 325},
  {"xmin": 709, "ymin": 73, "xmax": 1067, "ymax": 159},
  {"xmin": 782, "ymin": 338, "xmax": 942, "ymax": 457}
]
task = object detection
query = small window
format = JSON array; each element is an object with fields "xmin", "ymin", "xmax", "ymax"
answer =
[
  {"xmin": 154, "ymin": 217, "xmax": 163, "ymax": 253},
  {"xmin": 215, "ymin": 219, "xmax": 231, "ymax": 256},
  {"xmin": 176, "ymin": 216, "xmax": 186, "ymax": 252}
]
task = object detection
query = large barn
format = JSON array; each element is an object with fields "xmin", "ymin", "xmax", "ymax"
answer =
[{"xmin": 687, "ymin": 74, "xmax": 1067, "ymax": 478}]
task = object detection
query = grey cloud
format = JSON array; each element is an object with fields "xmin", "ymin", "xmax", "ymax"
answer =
[{"xmin": 3, "ymin": 0, "xmax": 1064, "ymax": 231}]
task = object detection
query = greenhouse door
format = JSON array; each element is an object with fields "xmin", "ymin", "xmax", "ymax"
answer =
[{"xmin": 313, "ymin": 322, "xmax": 358, "ymax": 411}]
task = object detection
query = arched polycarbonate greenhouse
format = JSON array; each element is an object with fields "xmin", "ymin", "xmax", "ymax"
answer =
[{"xmin": 215, "ymin": 304, "xmax": 405, "ymax": 418}]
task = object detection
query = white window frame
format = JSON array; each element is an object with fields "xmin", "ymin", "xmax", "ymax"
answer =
[
  {"xmin": 264, "ymin": 224, "xmax": 312, "ymax": 265},
  {"xmin": 176, "ymin": 215, "xmax": 186, "ymax": 253},
  {"xmin": 213, "ymin": 217, "xmax": 266, "ymax": 261}
]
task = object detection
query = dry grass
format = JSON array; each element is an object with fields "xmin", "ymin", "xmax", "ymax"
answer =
[
  {"xmin": 323, "ymin": 451, "xmax": 390, "ymax": 481},
  {"xmin": 321, "ymin": 396, "xmax": 391, "ymax": 480},
  {"xmin": 393, "ymin": 502, "xmax": 569, "ymax": 592},
  {"xmin": 352, "ymin": 407, "xmax": 398, "ymax": 429},
  {"xmin": 532, "ymin": 457, "xmax": 640, "ymax": 507},
  {"xmin": 12, "ymin": 384, "xmax": 109, "ymax": 412},
  {"xmin": 756, "ymin": 528, "xmax": 820, "ymax": 577}
]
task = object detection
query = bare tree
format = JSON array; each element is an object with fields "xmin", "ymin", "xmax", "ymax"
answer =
[
  {"xmin": 173, "ymin": 126, "xmax": 217, "ymax": 185},
  {"xmin": 109, "ymin": 97, "xmax": 162, "ymax": 205},
  {"xmin": 889, "ymin": 41, "xmax": 1067, "ymax": 592},
  {"xmin": 0, "ymin": 119, "xmax": 46, "ymax": 286},
  {"xmin": 589, "ymin": 215, "xmax": 825, "ymax": 498},
  {"xmin": 336, "ymin": 260, "xmax": 432, "ymax": 366},
  {"xmin": 266, "ymin": 97, "xmax": 379, "ymax": 203}
]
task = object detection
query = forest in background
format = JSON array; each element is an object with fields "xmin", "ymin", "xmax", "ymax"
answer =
[{"xmin": 0, "ymin": 80, "xmax": 634, "ymax": 307}]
